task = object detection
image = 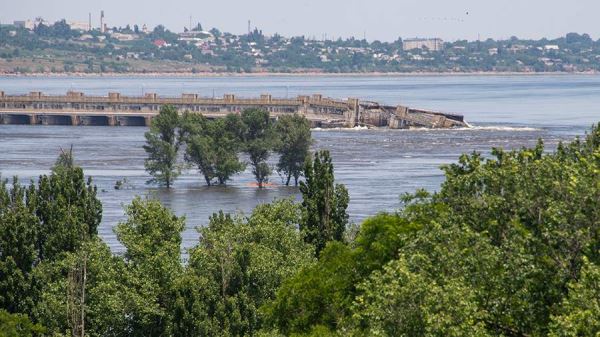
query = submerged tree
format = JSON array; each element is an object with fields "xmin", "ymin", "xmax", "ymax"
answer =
[
  {"xmin": 274, "ymin": 114, "xmax": 312, "ymax": 186},
  {"xmin": 180, "ymin": 113, "xmax": 245, "ymax": 186},
  {"xmin": 144, "ymin": 105, "xmax": 181, "ymax": 188},
  {"xmin": 240, "ymin": 109, "xmax": 274, "ymax": 188},
  {"xmin": 300, "ymin": 150, "xmax": 349, "ymax": 255}
]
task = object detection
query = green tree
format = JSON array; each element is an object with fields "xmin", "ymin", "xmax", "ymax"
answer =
[
  {"xmin": 0, "ymin": 310, "xmax": 45, "ymax": 337},
  {"xmin": 29, "ymin": 152, "xmax": 102, "ymax": 261},
  {"xmin": 352, "ymin": 258, "xmax": 491, "ymax": 337},
  {"xmin": 263, "ymin": 213, "xmax": 421, "ymax": 335},
  {"xmin": 263, "ymin": 242, "xmax": 353, "ymax": 335},
  {"xmin": 549, "ymin": 258, "xmax": 600, "ymax": 337},
  {"xmin": 172, "ymin": 199, "xmax": 314, "ymax": 336},
  {"xmin": 0, "ymin": 177, "xmax": 39, "ymax": 314},
  {"xmin": 300, "ymin": 150, "xmax": 349, "ymax": 255},
  {"xmin": 114, "ymin": 197, "xmax": 185, "ymax": 335},
  {"xmin": 431, "ymin": 126, "xmax": 600, "ymax": 335},
  {"xmin": 241, "ymin": 109, "xmax": 274, "ymax": 188},
  {"xmin": 144, "ymin": 105, "xmax": 181, "ymax": 188},
  {"xmin": 180, "ymin": 113, "xmax": 245, "ymax": 185},
  {"xmin": 274, "ymin": 114, "xmax": 312, "ymax": 186}
]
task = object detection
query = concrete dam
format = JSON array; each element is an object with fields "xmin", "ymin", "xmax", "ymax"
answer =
[{"xmin": 0, "ymin": 91, "xmax": 467, "ymax": 129}]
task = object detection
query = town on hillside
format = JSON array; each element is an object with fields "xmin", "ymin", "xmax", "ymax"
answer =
[{"xmin": 2, "ymin": 13, "xmax": 600, "ymax": 74}]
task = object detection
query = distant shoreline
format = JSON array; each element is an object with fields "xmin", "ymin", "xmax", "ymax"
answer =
[{"xmin": 1, "ymin": 71, "xmax": 599, "ymax": 78}]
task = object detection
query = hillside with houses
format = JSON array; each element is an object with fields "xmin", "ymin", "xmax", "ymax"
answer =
[{"xmin": 1, "ymin": 17, "xmax": 599, "ymax": 74}]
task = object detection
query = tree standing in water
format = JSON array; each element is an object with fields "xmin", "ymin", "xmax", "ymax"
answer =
[
  {"xmin": 180, "ymin": 112, "xmax": 245, "ymax": 186},
  {"xmin": 240, "ymin": 109, "xmax": 275, "ymax": 188},
  {"xmin": 143, "ymin": 105, "xmax": 181, "ymax": 188},
  {"xmin": 274, "ymin": 114, "xmax": 312, "ymax": 186}
]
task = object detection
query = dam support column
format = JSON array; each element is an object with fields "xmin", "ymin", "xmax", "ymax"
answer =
[
  {"xmin": 348, "ymin": 98, "xmax": 360, "ymax": 127},
  {"xmin": 70, "ymin": 115, "xmax": 80, "ymax": 126},
  {"xmin": 29, "ymin": 114, "xmax": 38, "ymax": 125},
  {"xmin": 108, "ymin": 115, "xmax": 117, "ymax": 126},
  {"xmin": 144, "ymin": 116, "xmax": 152, "ymax": 127}
]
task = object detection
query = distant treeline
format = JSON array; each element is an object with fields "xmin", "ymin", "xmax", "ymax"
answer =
[
  {"xmin": 0, "ymin": 122, "xmax": 599, "ymax": 336},
  {"xmin": 143, "ymin": 106, "xmax": 312, "ymax": 188}
]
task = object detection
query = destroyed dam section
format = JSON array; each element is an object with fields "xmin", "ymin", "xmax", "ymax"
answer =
[{"xmin": 0, "ymin": 91, "xmax": 467, "ymax": 129}]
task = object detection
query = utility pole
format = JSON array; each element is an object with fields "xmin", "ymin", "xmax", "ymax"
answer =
[
  {"xmin": 88, "ymin": 13, "xmax": 91, "ymax": 31},
  {"xmin": 248, "ymin": 20, "xmax": 251, "ymax": 35}
]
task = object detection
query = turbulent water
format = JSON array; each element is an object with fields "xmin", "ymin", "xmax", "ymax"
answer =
[{"xmin": 0, "ymin": 74, "xmax": 598, "ymax": 252}]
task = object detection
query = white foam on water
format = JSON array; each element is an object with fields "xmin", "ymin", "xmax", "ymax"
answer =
[
  {"xmin": 456, "ymin": 125, "xmax": 541, "ymax": 132},
  {"xmin": 405, "ymin": 122, "xmax": 542, "ymax": 132},
  {"xmin": 312, "ymin": 125, "xmax": 372, "ymax": 131}
]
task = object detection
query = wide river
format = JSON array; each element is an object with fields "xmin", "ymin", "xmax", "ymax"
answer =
[{"xmin": 0, "ymin": 74, "xmax": 598, "ymax": 252}]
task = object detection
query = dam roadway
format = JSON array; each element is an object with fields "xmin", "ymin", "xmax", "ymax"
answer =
[{"xmin": 0, "ymin": 91, "xmax": 467, "ymax": 128}]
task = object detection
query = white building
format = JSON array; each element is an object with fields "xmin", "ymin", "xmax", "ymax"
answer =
[
  {"xmin": 403, "ymin": 38, "xmax": 444, "ymax": 51},
  {"xmin": 68, "ymin": 21, "xmax": 90, "ymax": 31},
  {"xmin": 111, "ymin": 32, "xmax": 138, "ymax": 41},
  {"xmin": 13, "ymin": 18, "xmax": 49, "ymax": 30},
  {"xmin": 178, "ymin": 30, "xmax": 214, "ymax": 44}
]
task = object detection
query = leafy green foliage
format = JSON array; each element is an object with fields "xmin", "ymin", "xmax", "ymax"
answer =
[
  {"xmin": 144, "ymin": 105, "xmax": 181, "ymax": 188},
  {"xmin": 180, "ymin": 112, "xmax": 245, "ymax": 185},
  {"xmin": 241, "ymin": 109, "xmax": 275, "ymax": 188},
  {"xmin": 274, "ymin": 114, "xmax": 312, "ymax": 186},
  {"xmin": 263, "ymin": 242, "xmax": 353, "ymax": 335},
  {"xmin": 549, "ymin": 258, "xmax": 600, "ymax": 337},
  {"xmin": 0, "ymin": 151, "xmax": 103, "ymax": 336},
  {"xmin": 30, "ymin": 160, "xmax": 102, "ymax": 261},
  {"xmin": 267, "ymin": 124, "xmax": 600, "ymax": 336},
  {"xmin": 264, "ymin": 213, "xmax": 421, "ymax": 334},
  {"xmin": 0, "ymin": 178, "xmax": 38, "ymax": 314},
  {"xmin": 172, "ymin": 199, "xmax": 315, "ymax": 336},
  {"xmin": 0, "ymin": 310, "xmax": 45, "ymax": 337},
  {"xmin": 115, "ymin": 197, "xmax": 185, "ymax": 335},
  {"xmin": 353, "ymin": 257, "xmax": 491, "ymax": 337},
  {"xmin": 300, "ymin": 150, "xmax": 349, "ymax": 255}
]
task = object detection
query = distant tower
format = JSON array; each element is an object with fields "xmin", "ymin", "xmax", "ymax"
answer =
[
  {"xmin": 100, "ymin": 10, "xmax": 105, "ymax": 33},
  {"xmin": 248, "ymin": 20, "xmax": 251, "ymax": 35},
  {"xmin": 88, "ymin": 13, "xmax": 91, "ymax": 31}
]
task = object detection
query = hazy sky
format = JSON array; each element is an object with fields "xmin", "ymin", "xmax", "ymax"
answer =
[{"xmin": 2, "ymin": 0, "xmax": 599, "ymax": 42}]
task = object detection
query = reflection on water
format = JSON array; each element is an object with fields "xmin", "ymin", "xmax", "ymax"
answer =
[{"xmin": 0, "ymin": 74, "xmax": 598, "ymax": 252}]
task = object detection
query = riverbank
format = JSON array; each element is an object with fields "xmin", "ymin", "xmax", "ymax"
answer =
[{"xmin": 1, "ymin": 70, "xmax": 599, "ymax": 78}]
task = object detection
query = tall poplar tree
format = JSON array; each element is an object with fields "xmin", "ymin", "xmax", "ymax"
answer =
[
  {"xmin": 300, "ymin": 150, "xmax": 349, "ymax": 255},
  {"xmin": 143, "ymin": 105, "xmax": 181, "ymax": 188},
  {"xmin": 274, "ymin": 114, "xmax": 312, "ymax": 186}
]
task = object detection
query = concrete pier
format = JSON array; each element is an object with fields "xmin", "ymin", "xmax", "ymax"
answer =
[{"xmin": 0, "ymin": 91, "xmax": 467, "ymax": 129}]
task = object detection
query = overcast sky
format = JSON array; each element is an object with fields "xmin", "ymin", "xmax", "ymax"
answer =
[{"xmin": 2, "ymin": 0, "xmax": 598, "ymax": 42}]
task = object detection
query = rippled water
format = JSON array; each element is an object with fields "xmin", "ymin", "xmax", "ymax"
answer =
[{"xmin": 0, "ymin": 75, "xmax": 598, "ymax": 252}]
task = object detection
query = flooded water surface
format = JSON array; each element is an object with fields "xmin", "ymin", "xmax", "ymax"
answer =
[{"xmin": 0, "ymin": 74, "xmax": 598, "ymax": 252}]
